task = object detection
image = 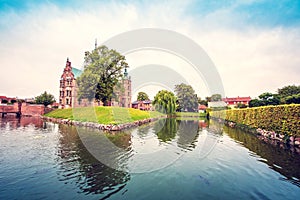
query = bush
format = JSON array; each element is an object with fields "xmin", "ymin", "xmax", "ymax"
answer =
[{"xmin": 210, "ymin": 104, "xmax": 300, "ymax": 136}]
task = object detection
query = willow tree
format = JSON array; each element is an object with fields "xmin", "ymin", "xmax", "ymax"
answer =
[
  {"xmin": 153, "ymin": 90, "xmax": 176, "ymax": 116},
  {"xmin": 77, "ymin": 45, "xmax": 129, "ymax": 105}
]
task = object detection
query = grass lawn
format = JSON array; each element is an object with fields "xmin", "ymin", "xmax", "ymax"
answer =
[
  {"xmin": 45, "ymin": 106, "xmax": 164, "ymax": 125},
  {"xmin": 175, "ymin": 112, "xmax": 207, "ymax": 118}
]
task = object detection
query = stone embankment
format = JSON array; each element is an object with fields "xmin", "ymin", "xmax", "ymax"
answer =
[
  {"xmin": 41, "ymin": 116, "xmax": 162, "ymax": 131},
  {"xmin": 226, "ymin": 121, "xmax": 300, "ymax": 148}
]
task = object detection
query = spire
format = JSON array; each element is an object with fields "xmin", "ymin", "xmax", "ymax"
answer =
[
  {"xmin": 67, "ymin": 57, "xmax": 69, "ymax": 62},
  {"xmin": 95, "ymin": 38, "xmax": 97, "ymax": 49},
  {"xmin": 124, "ymin": 67, "xmax": 128, "ymax": 78}
]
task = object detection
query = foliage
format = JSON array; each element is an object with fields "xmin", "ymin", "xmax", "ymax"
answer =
[
  {"xmin": 250, "ymin": 85, "xmax": 300, "ymax": 107},
  {"xmin": 210, "ymin": 104, "xmax": 300, "ymax": 136},
  {"xmin": 137, "ymin": 91, "xmax": 150, "ymax": 101},
  {"xmin": 211, "ymin": 94, "xmax": 222, "ymax": 102},
  {"xmin": 235, "ymin": 102, "xmax": 247, "ymax": 109},
  {"xmin": 35, "ymin": 91, "xmax": 55, "ymax": 106},
  {"xmin": 153, "ymin": 90, "xmax": 176, "ymax": 115},
  {"xmin": 77, "ymin": 45, "xmax": 128, "ymax": 105},
  {"xmin": 174, "ymin": 83, "xmax": 198, "ymax": 112},
  {"xmin": 284, "ymin": 93, "xmax": 300, "ymax": 104},
  {"xmin": 45, "ymin": 106, "xmax": 164, "ymax": 125},
  {"xmin": 249, "ymin": 99, "xmax": 262, "ymax": 107},
  {"xmin": 154, "ymin": 118, "xmax": 178, "ymax": 142},
  {"xmin": 278, "ymin": 85, "xmax": 300, "ymax": 99},
  {"xmin": 258, "ymin": 92, "xmax": 280, "ymax": 106}
]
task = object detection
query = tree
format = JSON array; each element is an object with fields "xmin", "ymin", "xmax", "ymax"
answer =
[
  {"xmin": 77, "ymin": 45, "xmax": 129, "ymax": 105},
  {"xmin": 249, "ymin": 99, "xmax": 262, "ymax": 107},
  {"xmin": 285, "ymin": 93, "xmax": 300, "ymax": 104},
  {"xmin": 35, "ymin": 91, "xmax": 55, "ymax": 106},
  {"xmin": 137, "ymin": 92, "xmax": 150, "ymax": 101},
  {"xmin": 211, "ymin": 94, "xmax": 222, "ymax": 102},
  {"xmin": 236, "ymin": 102, "xmax": 247, "ymax": 109},
  {"xmin": 258, "ymin": 92, "xmax": 280, "ymax": 106},
  {"xmin": 174, "ymin": 83, "xmax": 198, "ymax": 112},
  {"xmin": 278, "ymin": 85, "xmax": 300, "ymax": 98},
  {"xmin": 153, "ymin": 90, "xmax": 176, "ymax": 115}
]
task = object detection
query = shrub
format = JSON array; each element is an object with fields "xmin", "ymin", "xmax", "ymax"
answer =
[{"xmin": 211, "ymin": 104, "xmax": 300, "ymax": 136}]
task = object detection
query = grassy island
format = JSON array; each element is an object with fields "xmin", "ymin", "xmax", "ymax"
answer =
[{"xmin": 45, "ymin": 106, "xmax": 164, "ymax": 125}]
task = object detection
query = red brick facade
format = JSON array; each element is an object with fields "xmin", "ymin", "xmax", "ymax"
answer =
[{"xmin": 59, "ymin": 58, "xmax": 132, "ymax": 108}]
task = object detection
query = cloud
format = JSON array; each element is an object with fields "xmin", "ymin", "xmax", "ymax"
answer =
[{"xmin": 0, "ymin": 0, "xmax": 299, "ymax": 100}]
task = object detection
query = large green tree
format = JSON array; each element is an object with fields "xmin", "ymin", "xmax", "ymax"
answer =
[
  {"xmin": 278, "ymin": 85, "xmax": 300, "ymax": 104},
  {"xmin": 153, "ymin": 90, "xmax": 176, "ymax": 115},
  {"xmin": 174, "ymin": 83, "xmax": 198, "ymax": 112},
  {"xmin": 278, "ymin": 85, "xmax": 300, "ymax": 98},
  {"xmin": 137, "ymin": 92, "xmax": 150, "ymax": 101},
  {"xmin": 35, "ymin": 91, "xmax": 55, "ymax": 106},
  {"xmin": 77, "ymin": 45, "xmax": 128, "ymax": 105},
  {"xmin": 258, "ymin": 92, "xmax": 280, "ymax": 106},
  {"xmin": 211, "ymin": 94, "xmax": 222, "ymax": 102}
]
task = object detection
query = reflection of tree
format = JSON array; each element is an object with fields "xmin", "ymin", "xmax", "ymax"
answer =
[
  {"xmin": 177, "ymin": 120, "xmax": 200, "ymax": 151},
  {"xmin": 207, "ymin": 120, "xmax": 223, "ymax": 136},
  {"xmin": 136, "ymin": 124, "xmax": 153, "ymax": 138},
  {"xmin": 105, "ymin": 131, "xmax": 131, "ymax": 149},
  {"xmin": 224, "ymin": 126, "xmax": 300, "ymax": 187},
  {"xmin": 154, "ymin": 118, "xmax": 178, "ymax": 142},
  {"xmin": 57, "ymin": 125, "xmax": 130, "ymax": 198}
]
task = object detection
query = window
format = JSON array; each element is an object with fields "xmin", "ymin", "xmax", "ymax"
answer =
[
  {"xmin": 69, "ymin": 91, "xmax": 72, "ymax": 96},
  {"xmin": 59, "ymin": 99, "xmax": 62, "ymax": 104},
  {"xmin": 66, "ymin": 99, "xmax": 69, "ymax": 105}
]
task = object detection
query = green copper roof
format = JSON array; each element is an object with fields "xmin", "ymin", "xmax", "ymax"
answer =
[{"xmin": 72, "ymin": 68, "xmax": 82, "ymax": 78}]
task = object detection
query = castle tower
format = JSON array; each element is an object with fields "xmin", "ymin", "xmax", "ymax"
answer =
[
  {"xmin": 119, "ymin": 68, "xmax": 132, "ymax": 108},
  {"xmin": 59, "ymin": 58, "xmax": 77, "ymax": 109}
]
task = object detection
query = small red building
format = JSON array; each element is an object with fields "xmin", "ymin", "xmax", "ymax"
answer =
[
  {"xmin": 132, "ymin": 100, "xmax": 152, "ymax": 111},
  {"xmin": 222, "ymin": 96, "xmax": 251, "ymax": 106}
]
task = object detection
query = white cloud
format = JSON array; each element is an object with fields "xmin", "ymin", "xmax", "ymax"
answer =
[{"xmin": 0, "ymin": 1, "xmax": 299, "ymax": 100}]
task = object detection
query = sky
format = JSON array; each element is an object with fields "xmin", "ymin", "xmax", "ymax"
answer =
[{"xmin": 0, "ymin": 0, "xmax": 299, "ymax": 100}]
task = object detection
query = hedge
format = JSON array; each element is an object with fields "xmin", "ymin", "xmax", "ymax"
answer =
[{"xmin": 210, "ymin": 104, "xmax": 300, "ymax": 136}]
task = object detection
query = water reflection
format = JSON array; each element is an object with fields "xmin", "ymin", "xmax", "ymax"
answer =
[
  {"xmin": 57, "ymin": 124, "xmax": 130, "ymax": 198},
  {"xmin": 154, "ymin": 118, "xmax": 178, "ymax": 142},
  {"xmin": 0, "ymin": 116, "xmax": 45, "ymax": 129},
  {"xmin": 223, "ymin": 125, "xmax": 300, "ymax": 187},
  {"xmin": 177, "ymin": 120, "xmax": 200, "ymax": 151}
]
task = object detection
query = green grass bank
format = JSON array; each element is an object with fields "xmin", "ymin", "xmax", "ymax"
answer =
[
  {"xmin": 45, "ymin": 106, "xmax": 164, "ymax": 125},
  {"xmin": 175, "ymin": 112, "xmax": 206, "ymax": 118}
]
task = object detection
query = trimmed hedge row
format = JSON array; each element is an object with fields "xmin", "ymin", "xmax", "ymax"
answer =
[{"xmin": 210, "ymin": 104, "xmax": 300, "ymax": 136}]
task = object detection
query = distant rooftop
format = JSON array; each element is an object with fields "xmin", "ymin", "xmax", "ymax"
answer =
[{"xmin": 72, "ymin": 68, "xmax": 82, "ymax": 78}]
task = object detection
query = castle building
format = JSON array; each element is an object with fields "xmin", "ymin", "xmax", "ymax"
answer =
[{"xmin": 59, "ymin": 58, "xmax": 131, "ymax": 108}]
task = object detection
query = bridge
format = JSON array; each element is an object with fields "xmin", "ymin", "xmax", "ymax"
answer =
[
  {"xmin": 0, "ymin": 103, "xmax": 45, "ymax": 117},
  {"xmin": 0, "ymin": 103, "xmax": 21, "ymax": 117}
]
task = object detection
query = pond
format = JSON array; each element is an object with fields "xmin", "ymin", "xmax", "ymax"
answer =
[{"xmin": 0, "ymin": 116, "xmax": 299, "ymax": 199}]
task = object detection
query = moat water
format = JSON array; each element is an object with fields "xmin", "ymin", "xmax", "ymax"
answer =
[{"xmin": 0, "ymin": 116, "xmax": 299, "ymax": 199}]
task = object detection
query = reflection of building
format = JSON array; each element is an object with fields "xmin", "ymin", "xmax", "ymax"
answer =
[
  {"xmin": 132, "ymin": 100, "xmax": 152, "ymax": 110},
  {"xmin": 59, "ymin": 58, "xmax": 131, "ymax": 108},
  {"xmin": 222, "ymin": 96, "xmax": 251, "ymax": 108}
]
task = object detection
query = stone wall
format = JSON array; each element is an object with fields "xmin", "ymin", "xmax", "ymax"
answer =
[{"xmin": 21, "ymin": 103, "xmax": 45, "ymax": 116}]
